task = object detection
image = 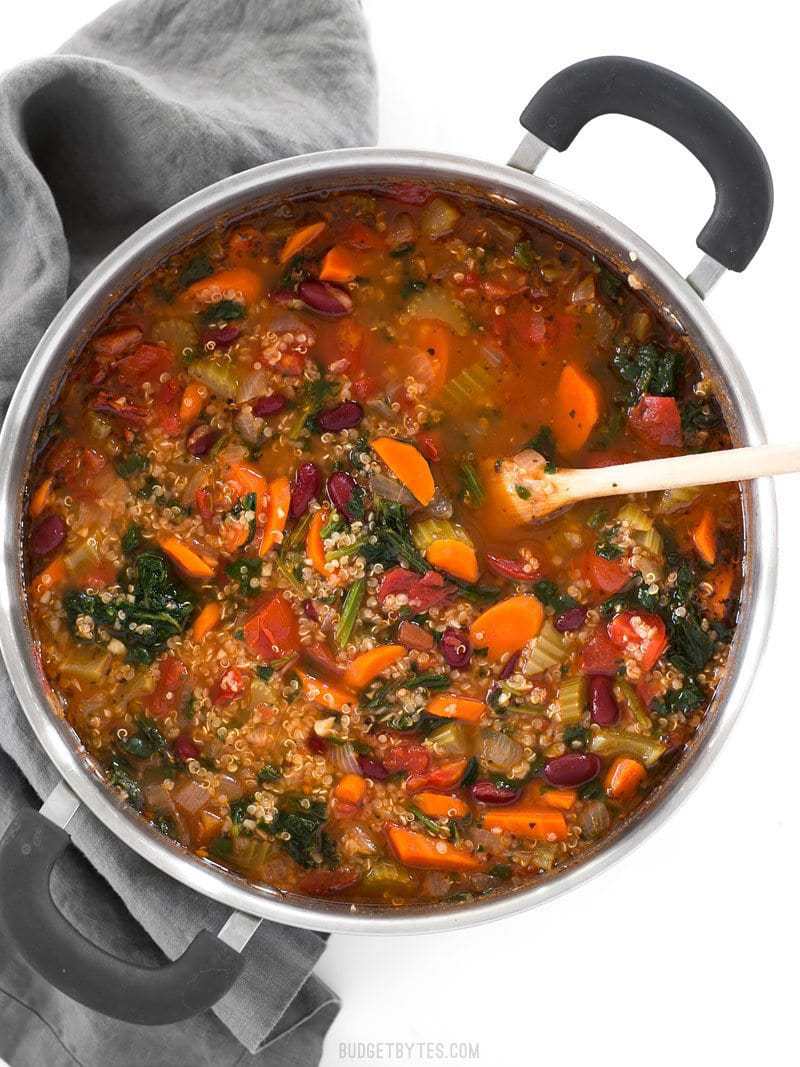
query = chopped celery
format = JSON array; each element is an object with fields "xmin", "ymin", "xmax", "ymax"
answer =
[
  {"xmin": 616, "ymin": 502, "xmax": 653, "ymax": 531},
  {"xmin": 229, "ymin": 836, "xmax": 270, "ymax": 872},
  {"xmin": 151, "ymin": 317, "xmax": 199, "ymax": 358},
  {"xmin": 530, "ymin": 842, "xmax": 558, "ymax": 871},
  {"xmin": 189, "ymin": 357, "xmax": 239, "ymax": 399},
  {"xmin": 335, "ymin": 578, "xmax": 366, "ymax": 650},
  {"xmin": 557, "ymin": 676, "xmax": 587, "ymax": 725},
  {"xmin": 406, "ymin": 286, "xmax": 468, "ymax": 335},
  {"xmin": 427, "ymin": 721, "xmax": 473, "ymax": 757},
  {"xmin": 524, "ymin": 621, "xmax": 569, "ymax": 675},
  {"xmin": 658, "ymin": 485, "xmax": 700, "ymax": 514},
  {"xmin": 88, "ymin": 412, "xmax": 112, "ymax": 441},
  {"xmin": 612, "ymin": 679, "xmax": 652, "ymax": 730},
  {"xmin": 412, "ymin": 517, "xmax": 471, "ymax": 554},
  {"xmin": 64, "ymin": 541, "xmax": 100, "ymax": 577},
  {"xmin": 440, "ymin": 362, "xmax": 494, "ymax": 415},
  {"xmin": 362, "ymin": 861, "xmax": 415, "ymax": 895},
  {"xmin": 635, "ymin": 526, "xmax": 663, "ymax": 559},
  {"xmin": 589, "ymin": 727, "xmax": 666, "ymax": 767},
  {"xmin": 59, "ymin": 645, "xmax": 112, "ymax": 683}
]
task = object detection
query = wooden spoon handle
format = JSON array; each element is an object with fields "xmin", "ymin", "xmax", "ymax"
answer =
[{"xmin": 553, "ymin": 443, "xmax": 800, "ymax": 504}]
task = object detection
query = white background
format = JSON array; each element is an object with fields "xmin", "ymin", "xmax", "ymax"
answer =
[{"xmin": 1, "ymin": 3, "xmax": 799, "ymax": 1066}]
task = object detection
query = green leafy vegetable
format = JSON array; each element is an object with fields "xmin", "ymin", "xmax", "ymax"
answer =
[
  {"xmin": 526, "ymin": 425, "xmax": 556, "ymax": 471},
  {"xmin": 269, "ymin": 798, "xmax": 331, "ymax": 868},
  {"xmin": 121, "ymin": 524, "xmax": 142, "ymax": 554},
  {"xmin": 225, "ymin": 556, "xmax": 263, "ymax": 596},
  {"xmin": 533, "ymin": 579, "xmax": 578, "ymax": 614},
  {"xmin": 109, "ymin": 757, "xmax": 143, "ymax": 811},
  {"xmin": 178, "ymin": 254, "xmax": 213, "ymax": 289},
  {"xmin": 362, "ymin": 499, "xmax": 427, "ymax": 573},
  {"xmin": 513, "ymin": 240, "xmax": 537, "ymax": 271},
  {"xmin": 460, "ymin": 461, "xmax": 485, "ymax": 507},
  {"xmin": 335, "ymin": 578, "xmax": 366, "ymax": 649},
  {"xmin": 200, "ymin": 299, "xmax": 245, "ymax": 325},
  {"xmin": 114, "ymin": 452, "xmax": 148, "ymax": 478},
  {"xmin": 611, "ymin": 341, "xmax": 682, "ymax": 401}
]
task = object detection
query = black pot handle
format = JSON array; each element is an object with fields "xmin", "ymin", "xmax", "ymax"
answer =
[
  {"xmin": 519, "ymin": 56, "xmax": 773, "ymax": 272},
  {"xmin": 0, "ymin": 808, "xmax": 245, "ymax": 1025}
]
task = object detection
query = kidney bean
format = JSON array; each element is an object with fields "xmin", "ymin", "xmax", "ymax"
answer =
[
  {"xmin": 440, "ymin": 627, "xmax": 471, "ymax": 669},
  {"xmin": 358, "ymin": 755, "xmax": 390, "ymax": 781},
  {"xmin": 485, "ymin": 553, "xmax": 537, "ymax": 582},
  {"xmin": 554, "ymin": 605, "xmax": 588, "ymax": 633},
  {"xmin": 289, "ymin": 462, "xmax": 321, "ymax": 519},
  {"xmin": 200, "ymin": 324, "xmax": 240, "ymax": 348},
  {"xmin": 270, "ymin": 289, "xmax": 296, "ymax": 305},
  {"xmin": 30, "ymin": 514, "xmax": 66, "ymax": 556},
  {"xmin": 544, "ymin": 752, "xmax": 601, "ymax": 787},
  {"xmin": 397, "ymin": 620, "xmax": 435, "ymax": 652},
  {"xmin": 470, "ymin": 780, "xmax": 521, "ymax": 805},
  {"xmin": 499, "ymin": 651, "xmax": 521, "ymax": 679},
  {"xmin": 173, "ymin": 734, "xmax": 200, "ymax": 762},
  {"xmin": 298, "ymin": 280, "xmax": 353, "ymax": 317},
  {"xmin": 316, "ymin": 401, "xmax": 363, "ymax": 432},
  {"xmin": 326, "ymin": 470, "xmax": 360, "ymax": 519},
  {"xmin": 251, "ymin": 392, "xmax": 287, "ymax": 417},
  {"xmin": 302, "ymin": 599, "xmax": 320, "ymax": 622},
  {"xmin": 307, "ymin": 732, "xmax": 327, "ymax": 755},
  {"xmin": 590, "ymin": 675, "xmax": 619, "ymax": 726},
  {"xmin": 186, "ymin": 424, "xmax": 220, "ymax": 457}
]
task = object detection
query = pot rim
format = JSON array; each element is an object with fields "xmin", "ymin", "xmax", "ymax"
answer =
[{"xmin": 0, "ymin": 147, "xmax": 777, "ymax": 934}]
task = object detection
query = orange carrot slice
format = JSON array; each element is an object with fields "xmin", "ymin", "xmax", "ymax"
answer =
[
  {"xmin": 427, "ymin": 694, "xmax": 487, "ymax": 724},
  {"xmin": 524, "ymin": 781, "xmax": 577, "ymax": 810},
  {"xmin": 386, "ymin": 825, "xmax": 484, "ymax": 872},
  {"xmin": 279, "ymin": 221, "xmax": 327, "ymax": 264},
  {"xmin": 31, "ymin": 556, "xmax": 67, "ymax": 599},
  {"xmin": 604, "ymin": 756, "xmax": 647, "ymax": 799},
  {"xmin": 179, "ymin": 380, "xmax": 208, "ymax": 424},
  {"xmin": 333, "ymin": 774, "xmax": 367, "ymax": 805},
  {"xmin": 371, "ymin": 437, "xmax": 434, "ymax": 505},
  {"xmin": 259, "ymin": 476, "xmax": 291, "ymax": 557},
  {"xmin": 158, "ymin": 536, "xmax": 216, "ymax": 579},
  {"xmin": 343, "ymin": 645, "xmax": 406, "ymax": 690},
  {"xmin": 469, "ymin": 595, "xmax": 544, "ymax": 661},
  {"xmin": 482, "ymin": 804, "xmax": 568, "ymax": 841},
  {"xmin": 705, "ymin": 563, "xmax": 736, "ymax": 619},
  {"xmin": 692, "ymin": 508, "xmax": 717, "ymax": 566},
  {"xmin": 183, "ymin": 267, "xmax": 263, "ymax": 305},
  {"xmin": 306, "ymin": 509, "xmax": 329, "ymax": 576},
  {"xmin": 319, "ymin": 245, "xmax": 358, "ymax": 283},
  {"xmin": 425, "ymin": 538, "xmax": 479, "ymax": 582},
  {"xmin": 296, "ymin": 669, "xmax": 356, "ymax": 712},
  {"xmin": 29, "ymin": 477, "xmax": 53, "ymax": 519},
  {"xmin": 414, "ymin": 792, "xmax": 469, "ymax": 819},
  {"xmin": 552, "ymin": 363, "xmax": 603, "ymax": 454},
  {"xmin": 192, "ymin": 601, "xmax": 221, "ymax": 641}
]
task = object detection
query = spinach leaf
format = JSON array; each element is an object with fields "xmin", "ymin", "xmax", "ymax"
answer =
[
  {"xmin": 109, "ymin": 757, "xmax": 143, "ymax": 811},
  {"xmin": 611, "ymin": 341, "xmax": 682, "ymax": 401},
  {"xmin": 200, "ymin": 299, "xmax": 245, "ymax": 325},
  {"xmin": 121, "ymin": 523, "xmax": 142, "ymax": 554},
  {"xmin": 532, "ymin": 579, "xmax": 578, "ymax": 614},
  {"xmin": 114, "ymin": 452, "xmax": 148, "ymax": 478},
  {"xmin": 178, "ymin": 254, "xmax": 213, "ymax": 289},
  {"xmin": 681, "ymin": 396, "xmax": 723, "ymax": 434},
  {"xmin": 361, "ymin": 498, "xmax": 427, "ymax": 573},
  {"xmin": 526, "ymin": 425, "xmax": 556, "ymax": 471},
  {"xmin": 225, "ymin": 556, "xmax": 263, "ymax": 596},
  {"xmin": 269, "ymin": 798, "xmax": 331, "ymax": 868}
]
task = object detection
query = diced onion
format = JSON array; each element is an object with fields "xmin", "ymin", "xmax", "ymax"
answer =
[
  {"xmin": 479, "ymin": 728, "xmax": 524, "ymax": 773},
  {"xmin": 329, "ymin": 742, "xmax": 361, "ymax": 775}
]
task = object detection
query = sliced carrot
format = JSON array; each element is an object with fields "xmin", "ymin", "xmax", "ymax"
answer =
[
  {"xmin": 482, "ymin": 804, "xmax": 568, "ymax": 841},
  {"xmin": 158, "ymin": 536, "xmax": 216, "ymax": 579},
  {"xmin": 29, "ymin": 477, "xmax": 53, "ymax": 518},
  {"xmin": 425, "ymin": 538, "xmax": 479, "ymax": 582},
  {"xmin": 226, "ymin": 463, "xmax": 268, "ymax": 507},
  {"xmin": 179, "ymin": 380, "xmax": 208, "ymax": 424},
  {"xmin": 343, "ymin": 645, "xmax": 406, "ymax": 690},
  {"xmin": 427, "ymin": 694, "xmax": 487, "ymax": 724},
  {"xmin": 296, "ymin": 669, "xmax": 356, "ymax": 712},
  {"xmin": 386, "ymin": 825, "xmax": 484, "ymax": 872},
  {"xmin": 371, "ymin": 437, "xmax": 434, "ymax": 506},
  {"xmin": 259, "ymin": 476, "xmax": 291, "ymax": 557},
  {"xmin": 306, "ymin": 509, "xmax": 329, "ymax": 576},
  {"xmin": 692, "ymin": 508, "xmax": 717, "ymax": 566},
  {"xmin": 414, "ymin": 792, "xmax": 469, "ymax": 819},
  {"xmin": 604, "ymin": 756, "xmax": 647, "ymax": 799},
  {"xmin": 524, "ymin": 781, "xmax": 577, "ymax": 810},
  {"xmin": 319, "ymin": 245, "xmax": 358, "ymax": 283},
  {"xmin": 333, "ymin": 773, "xmax": 367, "ymax": 805},
  {"xmin": 183, "ymin": 267, "xmax": 263, "ymax": 305},
  {"xmin": 706, "ymin": 563, "xmax": 736, "ymax": 619},
  {"xmin": 192, "ymin": 601, "xmax": 221, "ymax": 641},
  {"xmin": 413, "ymin": 319, "xmax": 451, "ymax": 394},
  {"xmin": 279, "ymin": 221, "xmax": 327, "ymax": 265},
  {"xmin": 31, "ymin": 556, "xmax": 67, "ymax": 599},
  {"xmin": 469, "ymin": 595, "xmax": 544, "ymax": 661},
  {"xmin": 551, "ymin": 363, "xmax": 603, "ymax": 454}
]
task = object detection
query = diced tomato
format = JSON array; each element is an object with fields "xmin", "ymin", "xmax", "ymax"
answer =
[
  {"xmin": 156, "ymin": 378, "xmax": 183, "ymax": 436},
  {"xmin": 376, "ymin": 567, "xmax": 455, "ymax": 612},
  {"xmin": 274, "ymin": 351, "xmax": 305, "ymax": 377},
  {"xmin": 406, "ymin": 757, "xmax": 469, "ymax": 795},
  {"xmin": 298, "ymin": 868, "xmax": 361, "ymax": 896},
  {"xmin": 212, "ymin": 666, "xmax": 251, "ymax": 705},
  {"xmin": 195, "ymin": 485, "xmax": 214, "ymax": 523},
  {"xmin": 415, "ymin": 431, "xmax": 443, "ymax": 463},
  {"xmin": 352, "ymin": 374, "xmax": 378, "ymax": 401},
  {"xmin": 318, "ymin": 318, "xmax": 367, "ymax": 376},
  {"xmin": 385, "ymin": 182, "xmax": 431, "ymax": 205},
  {"xmin": 382, "ymin": 742, "xmax": 431, "ymax": 776},
  {"xmin": 628, "ymin": 395, "xmax": 683, "ymax": 448},
  {"xmin": 116, "ymin": 342, "xmax": 173, "ymax": 386},
  {"xmin": 584, "ymin": 551, "xmax": 631, "ymax": 594},
  {"xmin": 341, "ymin": 221, "xmax": 385, "ymax": 250},
  {"xmin": 149, "ymin": 654, "xmax": 190, "ymax": 718},
  {"xmin": 608, "ymin": 610, "xmax": 669, "ymax": 671},
  {"xmin": 80, "ymin": 561, "xmax": 118, "ymax": 589},
  {"xmin": 45, "ymin": 437, "xmax": 83, "ymax": 479},
  {"xmin": 481, "ymin": 268, "xmax": 528, "ymax": 301},
  {"xmin": 243, "ymin": 594, "xmax": 301, "ymax": 659},
  {"xmin": 580, "ymin": 630, "xmax": 622, "ymax": 676},
  {"xmin": 583, "ymin": 449, "xmax": 635, "ymax": 468}
]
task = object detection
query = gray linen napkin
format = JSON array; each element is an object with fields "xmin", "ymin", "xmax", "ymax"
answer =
[{"xmin": 0, "ymin": 0, "xmax": 376, "ymax": 1063}]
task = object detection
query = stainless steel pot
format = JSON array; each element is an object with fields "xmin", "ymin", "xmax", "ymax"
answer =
[{"xmin": 0, "ymin": 57, "xmax": 777, "ymax": 1024}]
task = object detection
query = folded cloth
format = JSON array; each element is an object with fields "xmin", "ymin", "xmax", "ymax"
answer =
[{"xmin": 0, "ymin": 1, "xmax": 376, "ymax": 1063}]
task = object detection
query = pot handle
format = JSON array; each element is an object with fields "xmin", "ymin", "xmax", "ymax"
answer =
[
  {"xmin": 0, "ymin": 799, "xmax": 247, "ymax": 1025},
  {"xmin": 515, "ymin": 56, "xmax": 773, "ymax": 275}
]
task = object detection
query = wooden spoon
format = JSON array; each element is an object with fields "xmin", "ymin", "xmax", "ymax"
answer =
[{"xmin": 487, "ymin": 444, "xmax": 800, "ymax": 524}]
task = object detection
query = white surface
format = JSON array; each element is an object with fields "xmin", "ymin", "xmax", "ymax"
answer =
[{"xmin": 1, "ymin": 3, "xmax": 798, "ymax": 1065}]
